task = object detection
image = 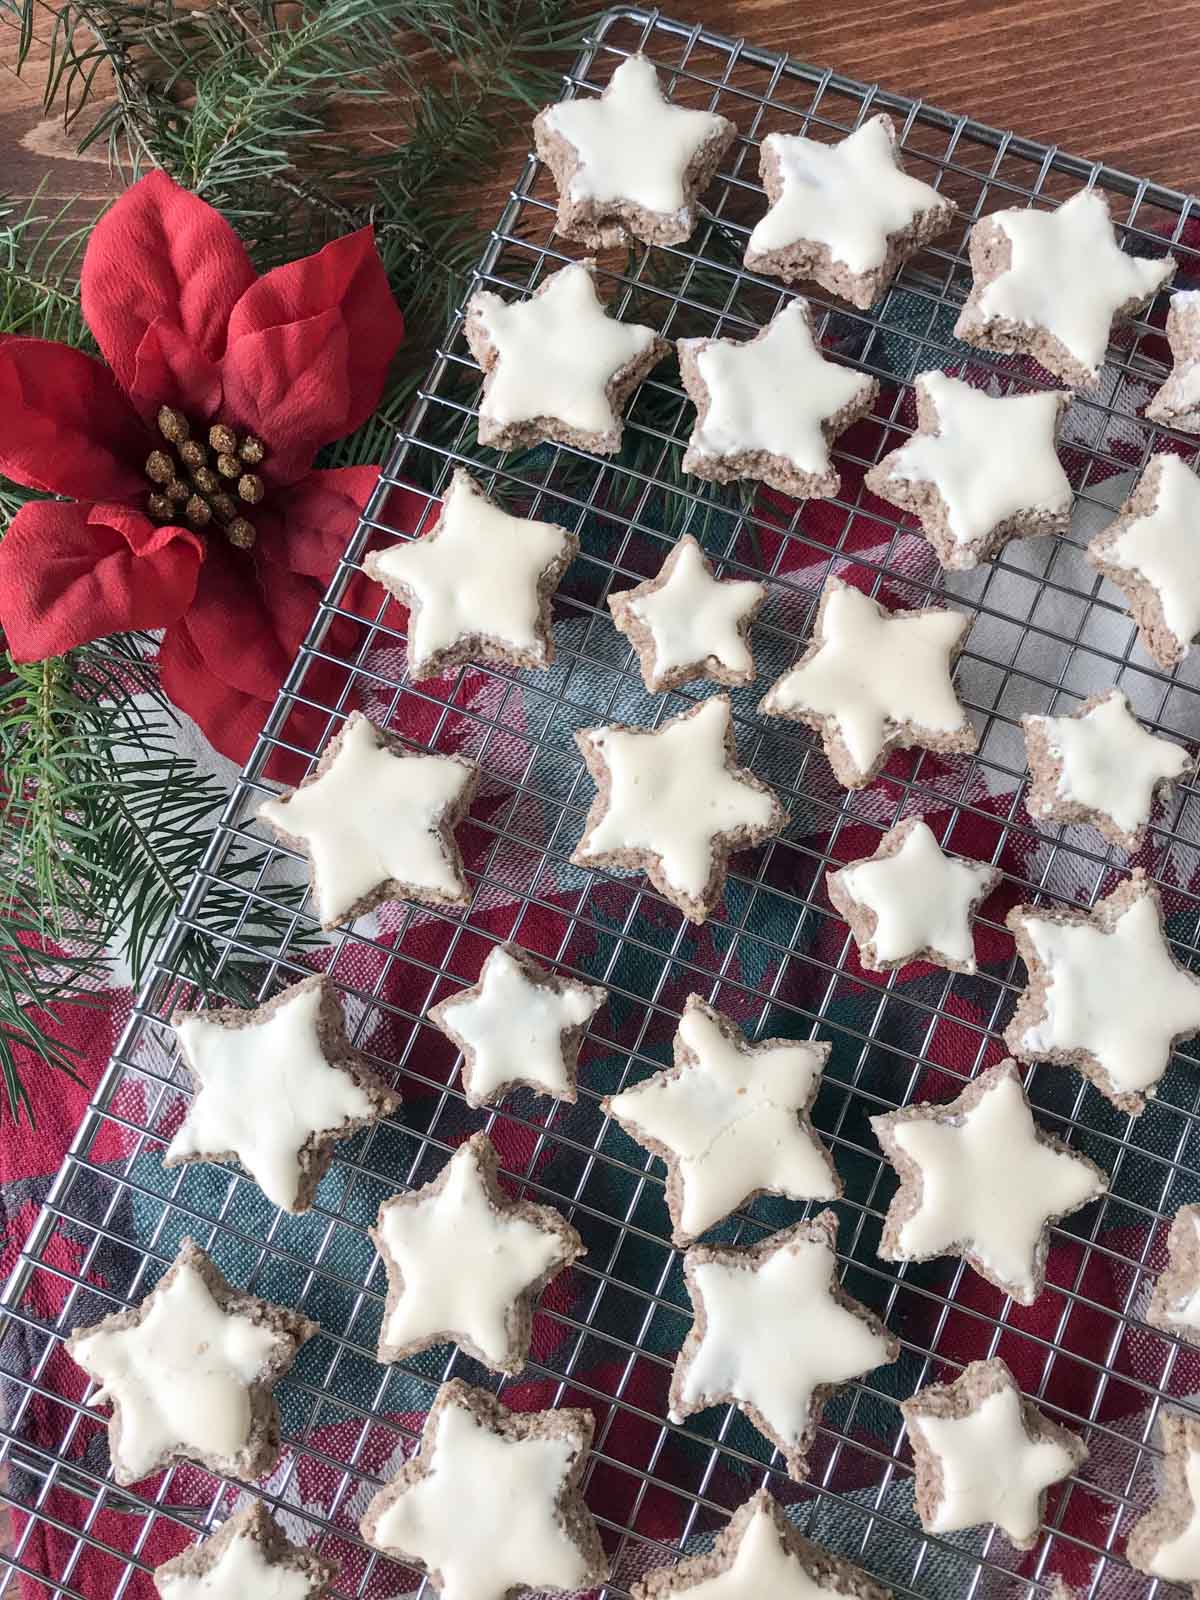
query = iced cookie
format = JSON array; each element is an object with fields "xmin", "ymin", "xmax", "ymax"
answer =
[
  {"xmin": 955, "ymin": 188, "xmax": 1175, "ymax": 389},
  {"xmin": 364, "ymin": 469, "xmax": 577, "ymax": 680},
  {"xmin": 827, "ymin": 815, "xmax": 998, "ymax": 975},
  {"xmin": 1127, "ymin": 1413, "xmax": 1200, "ymax": 1595},
  {"xmin": 154, "ymin": 1501, "xmax": 336, "ymax": 1599},
  {"xmin": 533, "ymin": 54, "xmax": 736, "ymax": 249},
  {"xmin": 871, "ymin": 1060, "xmax": 1108, "ymax": 1304},
  {"xmin": 759, "ymin": 577, "xmax": 976, "ymax": 788},
  {"xmin": 259, "ymin": 711, "xmax": 478, "ymax": 928},
  {"xmin": 166, "ymin": 974, "xmax": 400, "ymax": 1213},
  {"xmin": 605, "ymin": 993, "xmax": 839, "ymax": 1246},
  {"xmin": 607, "ymin": 535, "xmax": 765, "ymax": 692},
  {"xmin": 1006, "ymin": 871, "xmax": 1200, "ymax": 1114},
  {"xmin": 1022, "ymin": 688, "xmax": 1191, "ymax": 851},
  {"xmin": 572, "ymin": 694, "xmax": 787, "ymax": 922},
  {"xmin": 1147, "ymin": 291, "xmax": 1200, "ymax": 432},
  {"xmin": 668, "ymin": 1211, "xmax": 898, "ymax": 1480},
  {"xmin": 863, "ymin": 371, "xmax": 1072, "ymax": 570},
  {"xmin": 464, "ymin": 260, "xmax": 668, "ymax": 454},
  {"xmin": 743, "ymin": 114, "xmax": 954, "ymax": 309},
  {"xmin": 1148, "ymin": 1204, "xmax": 1200, "ymax": 1345},
  {"xmin": 677, "ymin": 299, "xmax": 878, "ymax": 497},
  {"xmin": 901, "ymin": 1358, "xmax": 1086, "ymax": 1549},
  {"xmin": 67, "ymin": 1238, "xmax": 315, "ymax": 1485}
]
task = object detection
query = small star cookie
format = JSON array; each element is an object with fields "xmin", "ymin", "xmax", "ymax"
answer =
[
  {"xmin": 1006, "ymin": 871, "xmax": 1200, "ymax": 1114},
  {"xmin": 759, "ymin": 577, "xmax": 976, "ymax": 789},
  {"xmin": 464, "ymin": 260, "xmax": 668, "ymax": 454},
  {"xmin": 360, "ymin": 1379, "xmax": 608, "ymax": 1600},
  {"xmin": 1127, "ymin": 1413, "xmax": 1200, "ymax": 1595},
  {"xmin": 901, "ymin": 1357, "xmax": 1086, "ymax": 1549},
  {"xmin": 827, "ymin": 816, "xmax": 999, "ymax": 975},
  {"xmin": 67, "ymin": 1238, "xmax": 315, "ymax": 1485},
  {"xmin": 864, "ymin": 371, "xmax": 1072, "ymax": 571},
  {"xmin": 871, "ymin": 1060, "xmax": 1108, "ymax": 1304},
  {"xmin": 668, "ymin": 1211, "xmax": 898, "ymax": 1480},
  {"xmin": 364, "ymin": 469, "xmax": 577, "ymax": 680},
  {"xmin": 153, "ymin": 1500, "xmax": 336, "ymax": 1599},
  {"xmin": 955, "ymin": 188, "xmax": 1175, "ymax": 390},
  {"xmin": 1147, "ymin": 290, "xmax": 1200, "ymax": 432},
  {"xmin": 259, "ymin": 712, "xmax": 478, "ymax": 928},
  {"xmin": 744, "ymin": 113, "xmax": 954, "ymax": 309},
  {"xmin": 166, "ymin": 974, "xmax": 400, "ymax": 1213},
  {"xmin": 1022, "ymin": 688, "xmax": 1191, "ymax": 851},
  {"xmin": 533, "ymin": 54, "xmax": 736, "ymax": 249},
  {"xmin": 677, "ymin": 299, "xmax": 878, "ymax": 497},
  {"xmin": 1148, "ymin": 1204, "xmax": 1200, "ymax": 1346},
  {"xmin": 371, "ymin": 1132, "xmax": 583, "ymax": 1374},
  {"xmin": 607, "ymin": 535, "xmax": 765, "ymax": 692},
  {"xmin": 572, "ymin": 694, "xmax": 787, "ymax": 922},
  {"xmin": 605, "ymin": 994, "xmax": 840, "ymax": 1246}
]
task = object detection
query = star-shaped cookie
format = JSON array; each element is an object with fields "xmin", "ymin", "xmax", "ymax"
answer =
[
  {"xmin": 955, "ymin": 187, "xmax": 1176, "ymax": 389},
  {"xmin": 166, "ymin": 974, "xmax": 400, "ymax": 1213},
  {"xmin": 67, "ymin": 1238, "xmax": 315, "ymax": 1485},
  {"xmin": 827, "ymin": 815, "xmax": 999, "ymax": 975},
  {"xmin": 1147, "ymin": 290, "xmax": 1200, "ymax": 432},
  {"xmin": 573, "ymin": 694, "xmax": 786, "ymax": 922},
  {"xmin": 759, "ymin": 577, "xmax": 976, "ymax": 789},
  {"xmin": 605, "ymin": 994, "xmax": 840, "ymax": 1246},
  {"xmin": 360, "ymin": 1379, "xmax": 608, "ymax": 1600},
  {"xmin": 901, "ymin": 1358, "xmax": 1086, "ymax": 1549},
  {"xmin": 426, "ymin": 943, "xmax": 607, "ymax": 1108},
  {"xmin": 464, "ymin": 260, "xmax": 668, "ymax": 454},
  {"xmin": 153, "ymin": 1500, "xmax": 336, "ymax": 1599},
  {"xmin": 1127, "ymin": 1413, "xmax": 1200, "ymax": 1594},
  {"xmin": 534, "ymin": 53, "xmax": 736, "ymax": 249},
  {"xmin": 1148, "ymin": 1204, "xmax": 1200, "ymax": 1345},
  {"xmin": 677, "ymin": 299, "xmax": 878, "ymax": 497},
  {"xmin": 871, "ymin": 1060, "xmax": 1108, "ymax": 1304},
  {"xmin": 668, "ymin": 1211, "xmax": 898, "ymax": 1479},
  {"xmin": 1022, "ymin": 688, "xmax": 1191, "ymax": 851},
  {"xmin": 864, "ymin": 371, "xmax": 1072, "ymax": 570},
  {"xmin": 364, "ymin": 469, "xmax": 577, "ymax": 680},
  {"xmin": 744, "ymin": 113, "xmax": 955, "ymax": 309},
  {"xmin": 1006, "ymin": 871, "xmax": 1200, "ymax": 1113},
  {"xmin": 608, "ymin": 535, "xmax": 765, "ymax": 692},
  {"xmin": 259, "ymin": 712, "xmax": 478, "ymax": 928}
]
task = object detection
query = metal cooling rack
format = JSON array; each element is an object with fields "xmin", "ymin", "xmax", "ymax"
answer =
[{"xmin": 9, "ymin": 8, "xmax": 1200, "ymax": 1598}]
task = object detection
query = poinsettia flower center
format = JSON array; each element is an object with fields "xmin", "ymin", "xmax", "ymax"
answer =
[{"xmin": 144, "ymin": 405, "xmax": 267, "ymax": 549}]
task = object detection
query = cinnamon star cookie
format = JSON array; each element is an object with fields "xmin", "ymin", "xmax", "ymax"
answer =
[{"xmin": 153, "ymin": 1501, "xmax": 336, "ymax": 1599}]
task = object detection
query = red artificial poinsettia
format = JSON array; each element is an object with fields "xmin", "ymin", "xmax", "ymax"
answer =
[{"xmin": 0, "ymin": 170, "xmax": 406, "ymax": 770}]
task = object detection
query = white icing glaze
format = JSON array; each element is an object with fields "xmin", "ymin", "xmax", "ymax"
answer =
[
  {"xmin": 747, "ymin": 114, "xmax": 947, "ymax": 274},
  {"xmin": 1147, "ymin": 1448, "xmax": 1200, "ymax": 1582},
  {"xmin": 71, "ymin": 1259, "xmax": 284, "ymax": 1480},
  {"xmin": 543, "ymin": 54, "xmax": 729, "ymax": 217},
  {"xmin": 1165, "ymin": 1212, "xmax": 1200, "ymax": 1328},
  {"xmin": 1106, "ymin": 453, "xmax": 1200, "ymax": 650},
  {"xmin": 607, "ymin": 999, "xmax": 835, "ymax": 1239},
  {"xmin": 626, "ymin": 536, "xmax": 763, "ymax": 681},
  {"xmin": 682, "ymin": 301, "xmax": 875, "ymax": 472},
  {"xmin": 259, "ymin": 715, "xmax": 473, "ymax": 925},
  {"xmin": 677, "ymin": 1501, "xmax": 842, "ymax": 1600},
  {"xmin": 470, "ymin": 263, "xmax": 659, "ymax": 435},
  {"xmin": 156, "ymin": 1527, "xmax": 317, "ymax": 1599},
  {"xmin": 577, "ymin": 696, "xmax": 778, "ymax": 900}
]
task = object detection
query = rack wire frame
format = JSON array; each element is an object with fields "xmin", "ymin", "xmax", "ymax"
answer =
[{"xmin": 9, "ymin": 8, "xmax": 1200, "ymax": 1598}]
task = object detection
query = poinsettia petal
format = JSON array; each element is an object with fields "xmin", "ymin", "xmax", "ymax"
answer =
[
  {"xmin": 267, "ymin": 465, "xmax": 382, "ymax": 582},
  {"xmin": 181, "ymin": 538, "xmax": 321, "ymax": 701},
  {"xmin": 128, "ymin": 314, "xmax": 223, "ymax": 429}
]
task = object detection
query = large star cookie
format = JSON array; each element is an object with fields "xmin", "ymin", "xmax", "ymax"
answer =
[
  {"xmin": 67, "ymin": 1238, "xmax": 315, "ymax": 1484},
  {"xmin": 827, "ymin": 815, "xmax": 998, "ymax": 975},
  {"xmin": 1006, "ymin": 871, "xmax": 1200, "ymax": 1114},
  {"xmin": 464, "ymin": 260, "xmax": 668, "ymax": 454},
  {"xmin": 743, "ymin": 113, "xmax": 954, "ymax": 309},
  {"xmin": 1127, "ymin": 1413, "xmax": 1200, "ymax": 1594},
  {"xmin": 371, "ymin": 1132, "xmax": 583, "ymax": 1374},
  {"xmin": 166, "ymin": 974, "xmax": 400, "ymax": 1213},
  {"xmin": 427, "ymin": 943, "xmax": 607, "ymax": 1108},
  {"xmin": 871, "ymin": 1060, "xmax": 1108, "ymax": 1304},
  {"xmin": 259, "ymin": 712, "xmax": 478, "ymax": 928},
  {"xmin": 759, "ymin": 577, "xmax": 976, "ymax": 789},
  {"xmin": 864, "ymin": 371, "xmax": 1072, "ymax": 570},
  {"xmin": 955, "ymin": 187, "xmax": 1175, "ymax": 389},
  {"xmin": 1148, "ymin": 1204, "xmax": 1200, "ymax": 1346},
  {"xmin": 1087, "ymin": 452, "xmax": 1200, "ymax": 670},
  {"xmin": 1147, "ymin": 290, "xmax": 1200, "ymax": 432},
  {"xmin": 677, "ymin": 299, "xmax": 878, "ymax": 497},
  {"xmin": 364, "ymin": 469, "xmax": 577, "ymax": 680},
  {"xmin": 668, "ymin": 1211, "xmax": 898, "ymax": 1479},
  {"xmin": 572, "ymin": 694, "xmax": 787, "ymax": 922},
  {"xmin": 1022, "ymin": 688, "xmax": 1191, "ymax": 851},
  {"xmin": 534, "ymin": 53, "xmax": 736, "ymax": 248},
  {"xmin": 153, "ymin": 1501, "xmax": 336, "ymax": 1599},
  {"xmin": 605, "ymin": 994, "xmax": 839, "ymax": 1246},
  {"xmin": 360, "ymin": 1379, "xmax": 608, "ymax": 1600},
  {"xmin": 901, "ymin": 1358, "xmax": 1086, "ymax": 1549},
  {"xmin": 608, "ymin": 534, "xmax": 765, "ymax": 692}
]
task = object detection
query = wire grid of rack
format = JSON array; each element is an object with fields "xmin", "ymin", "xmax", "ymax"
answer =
[{"xmin": 10, "ymin": 7, "xmax": 1200, "ymax": 1598}]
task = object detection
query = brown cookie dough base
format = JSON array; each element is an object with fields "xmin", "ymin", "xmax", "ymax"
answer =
[
  {"xmin": 1147, "ymin": 292, "xmax": 1200, "ymax": 432},
  {"xmin": 1087, "ymin": 454, "xmax": 1196, "ymax": 670},
  {"xmin": 1147, "ymin": 1203, "xmax": 1200, "ymax": 1345},
  {"xmin": 1126, "ymin": 1412, "xmax": 1200, "ymax": 1595},
  {"xmin": 153, "ymin": 1499, "xmax": 337, "ymax": 1597}
]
